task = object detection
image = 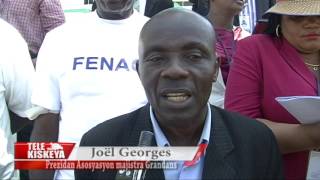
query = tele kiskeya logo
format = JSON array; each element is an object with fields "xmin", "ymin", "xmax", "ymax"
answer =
[{"xmin": 27, "ymin": 143, "xmax": 65, "ymax": 159}]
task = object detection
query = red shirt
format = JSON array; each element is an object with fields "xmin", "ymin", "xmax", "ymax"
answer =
[
  {"xmin": 225, "ymin": 34, "xmax": 318, "ymax": 179},
  {"xmin": 0, "ymin": 0, "xmax": 65, "ymax": 54}
]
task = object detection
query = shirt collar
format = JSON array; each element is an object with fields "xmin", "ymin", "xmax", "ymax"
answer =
[{"xmin": 149, "ymin": 104, "xmax": 212, "ymax": 147}]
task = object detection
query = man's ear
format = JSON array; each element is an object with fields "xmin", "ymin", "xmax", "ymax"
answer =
[{"xmin": 212, "ymin": 58, "xmax": 220, "ymax": 82}]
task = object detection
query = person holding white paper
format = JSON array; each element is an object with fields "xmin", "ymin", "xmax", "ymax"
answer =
[{"xmin": 225, "ymin": 0, "xmax": 320, "ymax": 179}]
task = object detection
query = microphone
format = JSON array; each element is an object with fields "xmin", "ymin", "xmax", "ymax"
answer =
[
  {"xmin": 115, "ymin": 131, "xmax": 154, "ymax": 180},
  {"xmin": 137, "ymin": 131, "xmax": 154, "ymax": 147}
]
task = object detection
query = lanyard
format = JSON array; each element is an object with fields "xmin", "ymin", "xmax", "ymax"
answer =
[
  {"xmin": 184, "ymin": 140, "xmax": 208, "ymax": 167},
  {"xmin": 216, "ymin": 29, "xmax": 238, "ymax": 65},
  {"xmin": 317, "ymin": 79, "xmax": 320, "ymax": 96}
]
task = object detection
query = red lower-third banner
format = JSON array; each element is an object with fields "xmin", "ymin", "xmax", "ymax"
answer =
[
  {"xmin": 15, "ymin": 160, "xmax": 178, "ymax": 170},
  {"xmin": 15, "ymin": 142, "xmax": 200, "ymax": 170}
]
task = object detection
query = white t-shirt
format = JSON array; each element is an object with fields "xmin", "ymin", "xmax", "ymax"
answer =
[
  {"xmin": 134, "ymin": 0, "xmax": 147, "ymax": 15},
  {"xmin": 32, "ymin": 11, "xmax": 149, "ymax": 179},
  {"xmin": 209, "ymin": 26, "xmax": 251, "ymax": 108},
  {"xmin": 0, "ymin": 19, "xmax": 34, "ymax": 179},
  {"xmin": 209, "ymin": 68, "xmax": 225, "ymax": 108}
]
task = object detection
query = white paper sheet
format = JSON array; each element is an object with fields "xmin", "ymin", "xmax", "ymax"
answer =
[
  {"xmin": 275, "ymin": 96, "xmax": 320, "ymax": 124},
  {"xmin": 307, "ymin": 151, "xmax": 320, "ymax": 180}
]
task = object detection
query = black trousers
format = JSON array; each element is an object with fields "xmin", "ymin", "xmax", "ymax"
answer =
[{"xmin": 10, "ymin": 111, "xmax": 34, "ymax": 180}]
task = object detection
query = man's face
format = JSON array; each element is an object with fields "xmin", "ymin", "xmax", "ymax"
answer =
[
  {"xmin": 138, "ymin": 15, "xmax": 218, "ymax": 125},
  {"xmin": 95, "ymin": 0, "xmax": 133, "ymax": 18}
]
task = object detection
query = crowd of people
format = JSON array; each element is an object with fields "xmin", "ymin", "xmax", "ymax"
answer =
[{"xmin": 1, "ymin": 0, "xmax": 320, "ymax": 180}]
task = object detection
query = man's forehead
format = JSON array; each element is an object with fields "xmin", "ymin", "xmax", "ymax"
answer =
[
  {"xmin": 141, "ymin": 24, "xmax": 213, "ymax": 50},
  {"xmin": 139, "ymin": 37, "xmax": 214, "ymax": 62},
  {"xmin": 142, "ymin": 37, "xmax": 211, "ymax": 51}
]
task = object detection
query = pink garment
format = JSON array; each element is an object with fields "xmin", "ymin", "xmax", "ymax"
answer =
[
  {"xmin": 225, "ymin": 34, "xmax": 318, "ymax": 180},
  {"xmin": 0, "ymin": 0, "xmax": 65, "ymax": 54},
  {"xmin": 215, "ymin": 27, "xmax": 249, "ymax": 84}
]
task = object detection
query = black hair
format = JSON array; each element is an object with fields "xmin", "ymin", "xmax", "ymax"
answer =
[
  {"xmin": 190, "ymin": 0, "xmax": 209, "ymax": 17},
  {"xmin": 92, "ymin": 1, "xmax": 96, "ymax": 11},
  {"xmin": 190, "ymin": 0, "xmax": 241, "ymax": 26},
  {"xmin": 263, "ymin": 13, "xmax": 282, "ymax": 37}
]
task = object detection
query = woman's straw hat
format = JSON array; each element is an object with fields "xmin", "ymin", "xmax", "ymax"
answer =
[{"xmin": 266, "ymin": 0, "xmax": 320, "ymax": 16}]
